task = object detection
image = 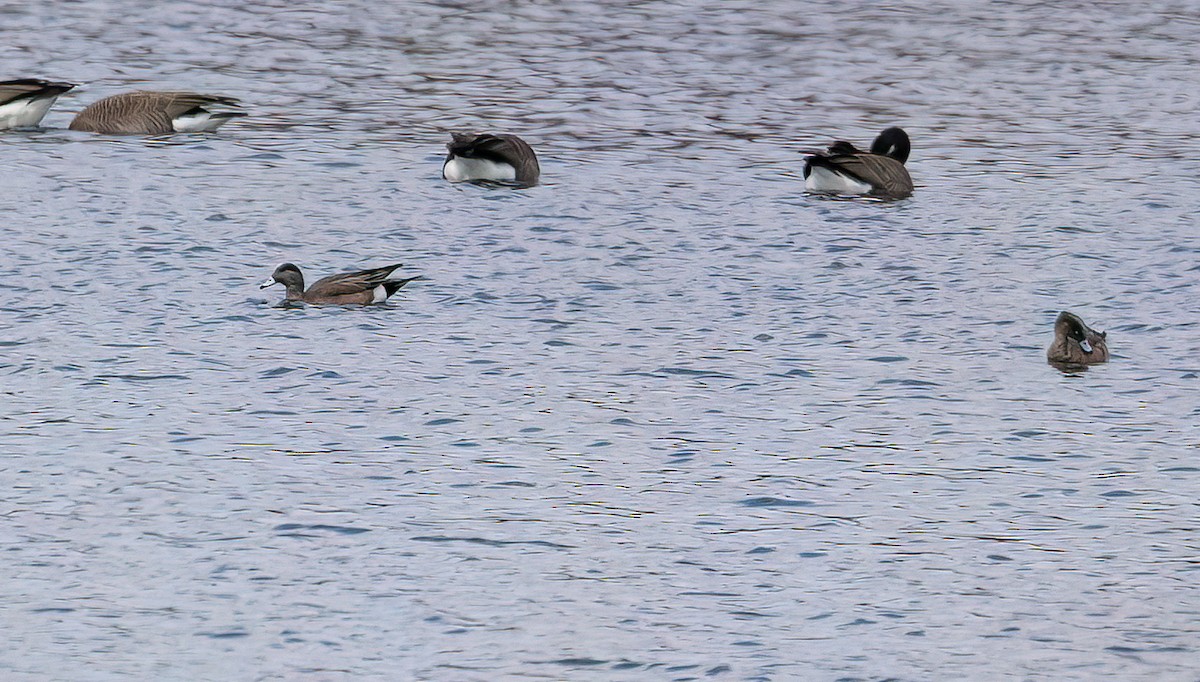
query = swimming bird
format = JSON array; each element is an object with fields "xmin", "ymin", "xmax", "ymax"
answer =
[
  {"xmin": 0, "ymin": 79, "xmax": 76, "ymax": 129},
  {"xmin": 260, "ymin": 263, "xmax": 418, "ymax": 305},
  {"xmin": 69, "ymin": 91, "xmax": 246, "ymax": 134},
  {"xmin": 1047, "ymin": 311, "xmax": 1109, "ymax": 367},
  {"xmin": 803, "ymin": 126, "xmax": 914, "ymax": 198},
  {"xmin": 442, "ymin": 132, "xmax": 540, "ymax": 187}
]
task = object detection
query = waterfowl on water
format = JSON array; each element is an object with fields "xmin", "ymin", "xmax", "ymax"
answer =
[
  {"xmin": 0, "ymin": 79, "xmax": 76, "ymax": 129},
  {"xmin": 442, "ymin": 132, "xmax": 540, "ymax": 187},
  {"xmin": 69, "ymin": 91, "xmax": 246, "ymax": 134},
  {"xmin": 1047, "ymin": 311, "xmax": 1109, "ymax": 368},
  {"xmin": 260, "ymin": 263, "xmax": 418, "ymax": 306},
  {"xmin": 803, "ymin": 126, "xmax": 914, "ymax": 198}
]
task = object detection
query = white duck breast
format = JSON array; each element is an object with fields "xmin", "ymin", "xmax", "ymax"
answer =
[
  {"xmin": 804, "ymin": 166, "xmax": 874, "ymax": 194},
  {"xmin": 442, "ymin": 155, "xmax": 518, "ymax": 183}
]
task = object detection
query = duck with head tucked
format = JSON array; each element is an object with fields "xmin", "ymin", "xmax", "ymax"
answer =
[
  {"xmin": 803, "ymin": 126, "xmax": 913, "ymax": 198},
  {"xmin": 1047, "ymin": 311, "xmax": 1109, "ymax": 368},
  {"xmin": 442, "ymin": 132, "xmax": 540, "ymax": 187}
]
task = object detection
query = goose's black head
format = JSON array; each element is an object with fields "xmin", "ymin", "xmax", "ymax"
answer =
[{"xmin": 870, "ymin": 127, "xmax": 911, "ymax": 164}]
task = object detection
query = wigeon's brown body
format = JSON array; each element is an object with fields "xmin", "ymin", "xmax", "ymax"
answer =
[{"xmin": 260, "ymin": 263, "xmax": 418, "ymax": 306}]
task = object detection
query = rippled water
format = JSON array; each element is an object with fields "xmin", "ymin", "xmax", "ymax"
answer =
[{"xmin": 3, "ymin": 1, "xmax": 1199, "ymax": 679}]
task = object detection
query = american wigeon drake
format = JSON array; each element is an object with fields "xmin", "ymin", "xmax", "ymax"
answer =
[
  {"xmin": 803, "ymin": 126, "xmax": 914, "ymax": 198},
  {"xmin": 69, "ymin": 91, "xmax": 246, "ymax": 134},
  {"xmin": 442, "ymin": 132, "xmax": 540, "ymax": 187},
  {"xmin": 0, "ymin": 79, "xmax": 76, "ymax": 129},
  {"xmin": 1047, "ymin": 311, "xmax": 1109, "ymax": 367},
  {"xmin": 260, "ymin": 263, "xmax": 418, "ymax": 305}
]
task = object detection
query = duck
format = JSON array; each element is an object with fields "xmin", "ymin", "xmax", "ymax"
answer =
[
  {"xmin": 442, "ymin": 132, "xmax": 540, "ymax": 187},
  {"xmin": 260, "ymin": 263, "xmax": 418, "ymax": 306},
  {"xmin": 0, "ymin": 78, "xmax": 76, "ymax": 129},
  {"xmin": 803, "ymin": 126, "xmax": 913, "ymax": 198},
  {"xmin": 1047, "ymin": 311, "xmax": 1109, "ymax": 367},
  {"xmin": 69, "ymin": 91, "xmax": 246, "ymax": 134}
]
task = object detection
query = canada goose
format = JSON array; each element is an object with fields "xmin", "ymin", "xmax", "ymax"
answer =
[
  {"xmin": 442, "ymin": 132, "xmax": 540, "ymax": 187},
  {"xmin": 0, "ymin": 78, "xmax": 76, "ymax": 129},
  {"xmin": 1047, "ymin": 311, "xmax": 1109, "ymax": 367},
  {"xmin": 259, "ymin": 263, "xmax": 418, "ymax": 305},
  {"xmin": 69, "ymin": 91, "xmax": 246, "ymax": 134},
  {"xmin": 803, "ymin": 127, "xmax": 914, "ymax": 198}
]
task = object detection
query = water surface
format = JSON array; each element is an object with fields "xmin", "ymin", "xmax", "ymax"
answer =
[{"xmin": 2, "ymin": 1, "xmax": 1199, "ymax": 679}]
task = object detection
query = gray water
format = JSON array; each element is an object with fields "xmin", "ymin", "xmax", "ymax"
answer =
[{"xmin": 3, "ymin": 1, "xmax": 1199, "ymax": 680}]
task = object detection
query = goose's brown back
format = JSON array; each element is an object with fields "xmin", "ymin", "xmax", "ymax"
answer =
[
  {"xmin": 822, "ymin": 152, "xmax": 913, "ymax": 197},
  {"xmin": 70, "ymin": 91, "xmax": 242, "ymax": 134}
]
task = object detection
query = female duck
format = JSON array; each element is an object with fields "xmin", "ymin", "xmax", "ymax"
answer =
[{"xmin": 1047, "ymin": 311, "xmax": 1109, "ymax": 367}]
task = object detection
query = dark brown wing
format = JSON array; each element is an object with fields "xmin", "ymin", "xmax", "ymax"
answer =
[
  {"xmin": 151, "ymin": 92, "xmax": 242, "ymax": 119},
  {"xmin": 306, "ymin": 264, "xmax": 404, "ymax": 297},
  {"xmin": 826, "ymin": 153, "xmax": 913, "ymax": 197},
  {"xmin": 0, "ymin": 78, "xmax": 75, "ymax": 105}
]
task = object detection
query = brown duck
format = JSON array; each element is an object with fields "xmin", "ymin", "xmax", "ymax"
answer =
[
  {"xmin": 260, "ymin": 263, "xmax": 418, "ymax": 305},
  {"xmin": 1047, "ymin": 311, "xmax": 1109, "ymax": 368}
]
